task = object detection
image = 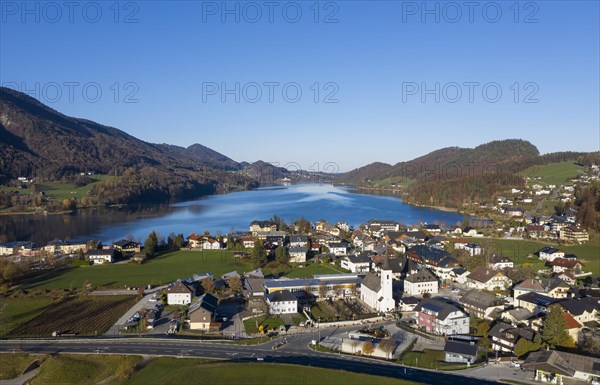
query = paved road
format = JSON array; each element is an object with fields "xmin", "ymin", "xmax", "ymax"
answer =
[{"xmin": 0, "ymin": 335, "xmax": 503, "ymax": 385}]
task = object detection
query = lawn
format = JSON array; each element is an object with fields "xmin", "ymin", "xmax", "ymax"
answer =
[
  {"xmin": 29, "ymin": 354, "xmax": 141, "ymax": 385},
  {"xmin": 126, "ymin": 359, "xmax": 420, "ymax": 385},
  {"xmin": 22, "ymin": 250, "xmax": 253, "ymax": 290},
  {"xmin": 36, "ymin": 175, "xmax": 119, "ymax": 201},
  {"xmin": 400, "ymin": 349, "xmax": 468, "ymax": 370},
  {"xmin": 281, "ymin": 262, "xmax": 349, "ymax": 278},
  {"xmin": 243, "ymin": 315, "xmax": 286, "ymax": 334},
  {"xmin": 0, "ymin": 297, "xmax": 55, "ymax": 337},
  {"xmin": 0, "ymin": 353, "xmax": 42, "ymax": 379},
  {"xmin": 519, "ymin": 162, "xmax": 583, "ymax": 186}
]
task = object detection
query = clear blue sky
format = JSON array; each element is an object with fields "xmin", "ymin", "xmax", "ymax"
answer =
[{"xmin": 1, "ymin": 1, "xmax": 599, "ymax": 171}]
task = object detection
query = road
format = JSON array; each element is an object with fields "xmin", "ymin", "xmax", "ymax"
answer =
[{"xmin": 0, "ymin": 333, "xmax": 503, "ymax": 385}]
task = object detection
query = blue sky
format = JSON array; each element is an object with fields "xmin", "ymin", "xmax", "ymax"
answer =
[{"xmin": 1, "ymin": 1, "xmax": 599, "ymax": 171}]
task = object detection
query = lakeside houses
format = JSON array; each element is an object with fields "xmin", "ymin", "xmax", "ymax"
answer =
[
  {"xmin": 43, "ymin": 240, "xmax": 88, "ymax": 255},
  {"xmin": 113, "ymin": 240, "xmax": 141, "ymax": 256}
]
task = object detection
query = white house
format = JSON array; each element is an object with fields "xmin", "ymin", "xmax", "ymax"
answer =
[
  {"xmin": 538, "ymin": 247, "xmax": 565, "ymax": 262},
  {"xmin": 341, "ymin": 253, "xmax": 372, "ymax": 273},
  {"xmin": 444, "ymin": 340, "xmax": 478, "ymax": 364},
  {"xmin": 489, "ymin": 255, "xmax": 514, "ymax": 270},
  {"xmin": 327, "ymin": 242, "xmax": 349, "ymax": 256},
  {"xmin": 266, "ymin": 290, "xmax": 298, "ymax": 315},
  {"xmin": 167, "ymin": 281, "xmax": 194, "ymax": 305},
  {"xmin": 403, "ymin": 268, "xmax": 439, "ymax": 296},
  {"xmin": 360, "ymin": 259, "xmax": 395, "ymax": 312},
  {"xmin": 202, "ymin": 239, "xmax": 222, "ymax": 250},
  {"xmin": 455, "ymin": 243, "xmax": 482, "ymax": 256},
  {"xmin": 86, "ymin": 248, "xmax": 115, "ymax": 265}
]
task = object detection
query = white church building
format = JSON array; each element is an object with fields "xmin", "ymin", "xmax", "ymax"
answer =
[{"xmin": 360, "ymin": 258, "xmax": 396, "ymax": 312}]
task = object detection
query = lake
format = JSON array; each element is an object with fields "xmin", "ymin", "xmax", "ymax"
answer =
[{"xmin": 0, "ymin": 184, "xmax": 466, "ymax": 244}]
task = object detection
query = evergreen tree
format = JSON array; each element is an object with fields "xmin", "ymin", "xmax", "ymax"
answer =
[
  {"xmin": 144, "ymin": 231, "xmax": 159, "ymax": 256},
  {"xmin": 174, "ymin": 233, "xmax": 185, "ymax": 249},
  {"xmin": 543, "ymin": 305, "xmax": 570, "ymax": 348},
  {"xmin": 275, "ymin": 246, "xmax": 288, "ymax": 264},
  {"xmin": 252, "ymin": 239, "xmax": 267, "ymax": 268}
]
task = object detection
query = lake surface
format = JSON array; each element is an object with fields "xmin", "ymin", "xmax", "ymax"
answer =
[{"xmin": 0, "ymin": 184, "xmax": 466, "ymax": 244}]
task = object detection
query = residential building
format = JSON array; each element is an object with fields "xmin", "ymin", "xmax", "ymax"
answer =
[
  {"xmin": 266, "ymin": 290, "xmax": 298, "ymax": 315},
  {"xmin": 250, "ymin": 220, "xmax": 277, "ymax": 235},
  {"xmin": 406, "ymin": 245, "xmax": 459, "ymax": 281},
  {"xmin": 86, "ymin": 248, "xmax": 115, "ymax": 264},
  {"xmin": 288, "ymin": 246, "xmax": 308, "ymax": 263},
  {"xmin": 113, "ymin": 240, "xmax": 141, "ymax": 256},
  {"xmin": 327, "ymin": 242, "xmax": 349, "ymax": 256},
  {"xmin": 414, "ymin": 298, "xmax": 469, "ymax": 336},
  {"xmin": 289, "ymin": 235, "xmax": 308, "ymax": 248},
  {"xmin": 466, "ymin": 267, "xmax": 512, "ymax": 291},
  {"xmin": 550, "ymin": 258, "xmax": 584, "ymax": 274},
  {"xmin": 559, "ymin": 225, "xmax": 589, "ymax": 243},
  {"xmin": 202, "ymin": 239, "xmax": 222, "ymax": 250},
  {"xmin": 523, "ymin": 349, "xmax": 600, "ymax": 384},
  {"xmin": 188, "ymin": 293, "xmax": 218, "ymax": 331},
  {"xmin": 44, "ymin": 240, "xmax": 87, "ymax": 255},
  {"xmin": 402, "ymin": 268, "xmax": 439, "ymax": 296},
  {"xmin": 488, "ymin": 321, "xmax": 535, "ymax": 353},
  {"xmin": 341, "ymin": 252, "xmax": 372, "ymax": 273},
  {"xmin": 489, "ymin": 255, "xmax": 514, "ymax": 270},
  {"xmin": 455, "ymin": 243, "xmax": 482, "ymax": 256},
  {"xmin": 167, "ymin": 281, "xmax": 194, "ymax": 305},
  {"xmin": 241, "ymin": 236, "xmax": 256, "ymax": 249},
  {"xmin": 459, "ymin": 289, "xmax": 505, "ymax": 320},
  {"xmin": 557, "ymin": 297, "xmax": 600, "ymax": 326},
  {"xmin": 513, "ymin": 277, "xmax": 570, "ymax": 299},
  {"xmin": 444, "ymin": 340, "xmax": 478, "ymax": 364},
  {"xmin": 538, "ymin": 247, "xmax": 565, "ymax": 262}
]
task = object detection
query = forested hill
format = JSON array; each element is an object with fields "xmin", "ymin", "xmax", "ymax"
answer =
[{"xmin": 338, "ymin": 139, "xmax": 589, "ymax": 208}]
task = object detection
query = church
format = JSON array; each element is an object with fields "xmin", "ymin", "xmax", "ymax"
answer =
[{"xmin": 360, "ymin": 257, "xmax": 396, "ymax": 312}]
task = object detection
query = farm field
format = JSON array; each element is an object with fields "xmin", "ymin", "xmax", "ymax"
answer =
[
  {"xmin": 8, "ymin": 296, "xmax": 136, "ymax": 337},
  {"xmin": 519, "ymin": 161, "xmax": 583, "ymax": 186},
  {"xmin": 29, "ymin": 354, "xmax": 141, "ymax": 385},
  {"xmin": 0, "ymin": 297, "xmax": 55, "ymax": 337},
  {"xmin": 126, "ymin": 358, "xmax": 420, "ymax": 385},
  {"xmin": 23, "ymin": 250, "xmax": 253, "ymax": 290}
]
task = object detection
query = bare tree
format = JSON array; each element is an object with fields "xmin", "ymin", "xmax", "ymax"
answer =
[{"xmin": 380, "ymin": 338, "xmax": 396, "ymax": 359}]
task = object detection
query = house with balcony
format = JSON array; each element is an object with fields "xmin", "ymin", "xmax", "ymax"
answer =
[{"xmin": 414, "ymin": 298, "xmax": 469, "ymax": 336}]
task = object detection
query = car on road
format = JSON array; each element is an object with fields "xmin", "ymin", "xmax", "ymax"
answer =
[
  {"xmin": 451, "ymin": 288, "xmax": 460, "ymax": 293},
  {"xmin": 149, "ymin": 297, "xmax": 159, "ymax": 302},
  {"xmin": 511, "ymin": 360, "xmax": 521, "ymax": 368}
]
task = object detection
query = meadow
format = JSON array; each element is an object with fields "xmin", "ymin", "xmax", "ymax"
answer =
[{"xmin": 519, "ymin": 161, "xmax": 583, "ymax": 186}]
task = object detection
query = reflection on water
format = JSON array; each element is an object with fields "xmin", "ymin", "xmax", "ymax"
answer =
[{"xmin": 0, "ymin": 184, "xmax": 466, "ymax": 244}]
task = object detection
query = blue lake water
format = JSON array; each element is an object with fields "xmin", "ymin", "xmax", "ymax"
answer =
[{"xmin": 0, "ymin": 184, "xmax": 466, "ymax": 244}]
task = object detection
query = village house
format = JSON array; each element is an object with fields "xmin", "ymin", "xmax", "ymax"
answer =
[
  {"xmin": 538, "ymin": 247, "xmax": 565, "ymax": 262},
  {"xmin": 241, "ymin": 236, "xmax": 256, "ymax": 249},
  {"xmin": 202, "ymin": 238, "xmax": 222, "ymax": 250},
  {"xmin": 341, "ymin": 252, "xmax": 372, "ymax": 273},
  {"xmin": 0, "ymin": 241, "xmax": 36, "ymax": 256},
  {"xmin": 466, "ymin": 267, "xmax": 512, "ymax": 292},
  {"xmin": 559, "ymin": 225, "xmax": 590, "ymax": 243},
  {"xmin": 443, "ymin": 340, "xmax": 478, "ymax": 364},
  {"xmin": 406, "ymin": 245, "xmax": 459, "ymax": 282},
  {"xmin": 488, "ymin": 321, "xmax": 536, "ymax": 354},
  {"xmin": 86, "ymin": 248, "xmax": 115, "ymax": 264},
  {"xmin": 188, "ymin": 293, "xmax": 218, "ymax": 331},
  {"xmin": 455, "ymin": 243, "xmax": 482, "ymax": 256},
  {"xmin": 462, "ymin": 226, "xmax": 479, "ymax": 237},
  {"xmin": 289, "ymin": 235, "xmax": 308, "ymax": 248},
  {"xmin": 489, "ymin": 255, "xmax": 514, "ymax": 270},
  {"xmin": 44, "ymin": 240, "xmax": 87, "ymax": 255},
  {"xmin": 557, "ymin": 297, "xmax": 600, "ymax": 326},
  {"xmin": 414, "ymin": 298, "xmax": 469, "ymax": 336},
  {"xmin": 167, "ymin": 281, "xmax": 195, "ymax": 305},
  {"xmin": 459, "ymin": 289, "xmax": 505, "ymax": 320},
  {"xmin": 402, "ymin": 267, "xmax": 439, "ymax": 296},
  {"xmin": 515, "ymin": 292, "xmax": 560, "ymax": 314},
  {"xmin": 266, "ymin": 290, "xmax": 298, "ymax": 315},
  {"xmin": 113, "ymin": 239, "xmax": 141, "ymax": 256},
  {"xmin": 187, "ymin": 233, "xmax": 204, "ymax": 248},
  {"xmin": 550, "ymin": 258, "xmax": 585, "ymax": 274},
  {"xmin": 513, "ymin": 277, "xmax": 571, "ymax": 299},
  {"xmin": 288, "ymin": 246, "xmax": 308, "ymax": 263},
  {"xmin": 522, "ymin": 349, "xmax": 600, "ymax": 385},
  {"xmin": 249, "ymin": 220, "xmax": 278, "ymax": 235},
  {"xmin": 326, "ymin": 242, "xmax": 349, "ymax": 256}
]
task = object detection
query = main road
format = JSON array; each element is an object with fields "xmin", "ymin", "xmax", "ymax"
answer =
[{"xmin": 0, "ymin": 332, "xmax": 503, "ymax": 385}]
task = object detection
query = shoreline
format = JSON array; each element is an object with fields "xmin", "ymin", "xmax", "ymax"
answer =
[{"xmin": 352, "ymin": 186, "xmax": 462, "ymax": 213}]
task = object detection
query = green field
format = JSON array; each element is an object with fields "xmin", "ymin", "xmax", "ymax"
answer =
[
  {"xmin": 520, "ymin": 162, "xmax": 583, "ymax": 186},
  {"xmin": 36, "ymin": 175, "xmax": 118, "ymax": 201},
  {"xmin": 0, "ymin": 297, "xmax": 55, "ymax": 337},
  {"xmin": 281, "ymin": 262, "xmax": 349, "ymax": 278},
  {"xmin": 126, "ymin": 358, "xmax": 420, "ymax": 385},
  {"xmin": 29, "ymin": 354, "xmax": 141, "ymax": 385},
  {"xmin": 467, "ymin": 236, "xmax": 600, "ymax": 275},
  {"xmin": 369, "ymin": 177, "xmax": 416, "ymax": 189},
  {"xmin": 0, "ymin": 353, "xmax": 41, "ymax": 379},
  {"xmin": 23, "ymin": 250, "xmax": 253, "ymax": 290},
  {"xmin": 243, "ymin": 315, "xmax": 286, "ymax": 334}
]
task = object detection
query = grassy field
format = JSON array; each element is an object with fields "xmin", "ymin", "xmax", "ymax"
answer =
[
  {"xmin": 281, "ymin": 262, "xmax": 349, "ymax": 278},
  {"xmin": 0, "ymin": 353, "xmax": 42, "ymax": 379},
  {"xmin": 126, "ymin": 358, "xmax": 420, "ymax": 385},
  {"xmin": 519, "ymin": 162, "xmax": 583, "ymax": 186},
  {"xmin": 0, "ymin": 297, "xmax": 55, "ymax": 337},
  {"xmin": 36, "ymin": 175, "xmax": 118, "ymax": 201},
  {"xmin": 23, "ymin": 250, "xmax": 253, "ymax": 290},
  {"xmin": 400, "ymin": 349, "xmax": 468, "ymax": 370},
  {"xmin": 9, "ymin": 296, "xmax": 137, "ymax": 337},
  {"xmin": 243, "ymin": 315, "xmax": 286, "ymax": 334},
  {"xmin": 29, "ymin": 354, "xmax": 141, "ymax": 385},
  {"xmin": 466, "ymin": 236, "xmax": 600, "ymax": 272}
]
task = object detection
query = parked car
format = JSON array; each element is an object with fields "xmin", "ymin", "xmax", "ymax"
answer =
[{"xmin": 511, "ymin": 360, "xmax": 521, "ymax": 368}]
